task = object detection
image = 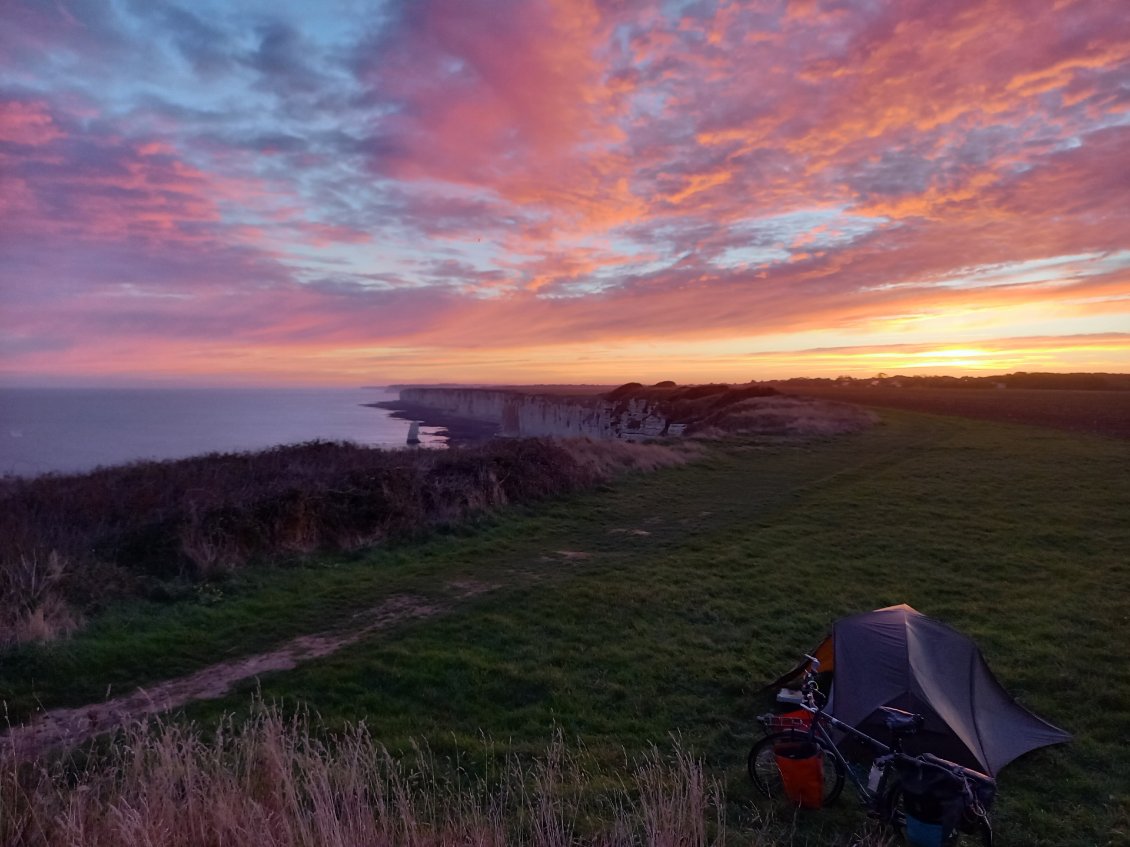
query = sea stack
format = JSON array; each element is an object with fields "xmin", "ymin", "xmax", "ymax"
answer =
[{"xmin": 406, "ymin": 420, "xmax": 421, "ymax": 444}]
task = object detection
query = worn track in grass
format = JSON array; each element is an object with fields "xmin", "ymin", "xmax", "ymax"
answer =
[{"xmin": 2, "ymin": 582, "xmax": 502, "ymax": 758}]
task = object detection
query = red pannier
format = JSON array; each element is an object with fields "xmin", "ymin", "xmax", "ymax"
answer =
[{"xmin": 773, "ymin": 739, "xmax": 824, "ymax": 808}]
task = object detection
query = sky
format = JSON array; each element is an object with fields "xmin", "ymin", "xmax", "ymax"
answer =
[{"xmin": 1, "ymin": 0, "xmax": 1128, "ymax": 387}]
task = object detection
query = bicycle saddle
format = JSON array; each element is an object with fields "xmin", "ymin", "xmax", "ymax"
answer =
[{"xmin": 878, "ymin": 706, "xmax": 925, "ymax": 734}]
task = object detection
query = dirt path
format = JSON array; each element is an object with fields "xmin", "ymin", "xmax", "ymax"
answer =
[{"xmin": 2, "ymin": 580, "xmax": 494, "ymax": 760}]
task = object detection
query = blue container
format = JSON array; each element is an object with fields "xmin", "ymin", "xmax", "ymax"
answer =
[{"xmin": 905, "ymin": 813, "xmax": 944, "ymax": 847}]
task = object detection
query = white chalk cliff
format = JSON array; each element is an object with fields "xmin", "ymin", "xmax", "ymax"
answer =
[{"xmin": 398, "ymin": 388, "xmax": 676, "ymax": 440}]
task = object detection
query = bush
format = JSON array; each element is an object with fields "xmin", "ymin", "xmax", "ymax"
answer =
[
  {"xmin": 0, "ymin": 551, "xmax": 80, "ymax": 645},
  {"xmin": 0, "ymin": 439, "xmax": 689, "ymax": 645},
  {"xmin": 605, "ymin": 382, "xmax": 644, "ymax": 399}
]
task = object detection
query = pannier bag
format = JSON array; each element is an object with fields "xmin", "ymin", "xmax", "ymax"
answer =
[
  {"xmin": 773, "ymin": 740, "xmax": 824, "ymax": 808},
  {"xmin": 894, "ymin": 759, "xmax": 994, "ymax": 847}
]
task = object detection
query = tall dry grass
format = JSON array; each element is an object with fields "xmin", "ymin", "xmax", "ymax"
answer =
[
  {"xmin": 554, "ymin": 438, "xmax": 695, "ymax": 478},
  {"xmin": 691, "ymin": 397, "xmax": 878, "ymax": 439},
  {"xmin": 0, "ymin": 438, "xmax": 691, "ymax": 646},
  {"xmin": 0, "ymin": 550, "xmax": 81, "ymax": 645},
  {"xmin": 0, "ymin": 706, "xmax": 743, "ymax": 847},
  {"xmin": 598, "ymin": 383, "xmax": 877, "ymax": 442}
]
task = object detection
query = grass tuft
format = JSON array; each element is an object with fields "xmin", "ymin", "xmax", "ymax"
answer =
[{"xmin": 0, "ymin": 551, "xmax": 80, "ymax": 646}]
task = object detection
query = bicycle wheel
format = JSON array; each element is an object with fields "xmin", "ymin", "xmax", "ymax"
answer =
[{"xmin": 747, "ymin": 730, "xmax": 845, "ymax": 806}]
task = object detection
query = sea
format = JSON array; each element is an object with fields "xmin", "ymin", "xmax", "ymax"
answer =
[{"xmin": 0, "ymin": 387, "xmax": 445, "ymax": 478}]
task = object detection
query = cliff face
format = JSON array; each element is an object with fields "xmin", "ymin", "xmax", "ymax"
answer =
[
  {"xmin": 398, "ymin": 384, "xmax": 875, "ymax": 441},
  {"xmin": 398, "ymin": 388, "xmax": 671, "ymax": 440}
]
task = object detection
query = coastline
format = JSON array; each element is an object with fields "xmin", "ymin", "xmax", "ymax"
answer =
[{"xmin": 367, "ymin": 400, "xmax": 500, "ymax": 446}]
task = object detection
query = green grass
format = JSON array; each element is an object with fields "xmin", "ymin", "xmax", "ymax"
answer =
[{"xmin": 4, "ymin": 410, "xmax": 1128, "ymax": 845}]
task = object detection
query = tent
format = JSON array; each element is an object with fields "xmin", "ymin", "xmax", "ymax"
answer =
[{"xmin": 767, "ymin": 604, "xmax": 1071, "ymax": 776}]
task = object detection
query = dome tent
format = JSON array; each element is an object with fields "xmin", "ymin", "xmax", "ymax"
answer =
[{"xmin": 767, "ymin": 604, "xmax": 1071, "ymax": 776}]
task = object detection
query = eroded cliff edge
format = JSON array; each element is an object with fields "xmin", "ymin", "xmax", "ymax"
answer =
[{"xmin": 385, "ymin": 383, "xmax": 878, "ymax": 442}]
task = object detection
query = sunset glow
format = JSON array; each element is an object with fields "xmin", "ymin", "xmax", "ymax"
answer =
[{"xmin": 2, "ymin": 0, "xmax": 1128, "ymax": 386}]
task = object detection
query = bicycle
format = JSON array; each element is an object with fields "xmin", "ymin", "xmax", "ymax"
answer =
[{"xmin": 747, "ymin": 658, "xmax": 995, "ymax": 846}]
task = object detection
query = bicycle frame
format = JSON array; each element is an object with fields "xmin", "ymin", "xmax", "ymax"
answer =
[
  {"xmin": 791, "ymin": 697, "xmax": 896, "ymax": 806},
  {"xmin": 772, "ymin": 677, "xmax": 995, "ymax": 826},
  {"xmin": 754, "ymin": 664, "xmax": 996, "ymax": 844}
]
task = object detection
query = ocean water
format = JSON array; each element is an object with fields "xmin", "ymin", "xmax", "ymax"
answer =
[{"xmin": 0, "ymin": 387, "xmax": 444, "ymax": 478}]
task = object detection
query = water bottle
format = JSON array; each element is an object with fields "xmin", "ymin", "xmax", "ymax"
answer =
[{"xmin": 867, "ymin": 761, "xmax": 884, "ymax": 793}]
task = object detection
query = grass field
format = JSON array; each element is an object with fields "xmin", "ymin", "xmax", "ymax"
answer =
[
  {"xmin": 779, "ymin": 384, "xmax": 1130, "ymax": 439},
  {"xmin": 3, "ymin": 408, "xmax": 1128, "ymax": 845}
]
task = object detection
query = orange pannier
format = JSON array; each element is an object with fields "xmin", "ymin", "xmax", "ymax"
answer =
[{"xmin": 773, "ymin": 739, "xmax": 824, "ymax": 809}]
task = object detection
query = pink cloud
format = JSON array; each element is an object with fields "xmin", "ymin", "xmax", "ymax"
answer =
[
  {"xmin": 0, "ymin": 99, "xmax": 63, "ymax": 145},
  {"xmin": 2, "ymin": 0, "xmax": 1128, "ymax": 384},
  {"xmin": 1, "ymin": 135, "xmax": 223, "ymax": 246},
  {"xmin": 356, "ymin": 0, "xmax": 642, "ymax": 227}
]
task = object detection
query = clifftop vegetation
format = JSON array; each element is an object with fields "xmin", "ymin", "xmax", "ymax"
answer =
[
  {"xmin": 0, "ymin": 438, "xmax": 690, "ymax": 647},
  {"xmin": 603, "ymin": 381, "xmax": 877, "ymax": 438}
]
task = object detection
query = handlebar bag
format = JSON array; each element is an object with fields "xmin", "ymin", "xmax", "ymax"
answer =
[{"xmin": 773, "ymin": 740, "xmax": 824, "ymax": 809}]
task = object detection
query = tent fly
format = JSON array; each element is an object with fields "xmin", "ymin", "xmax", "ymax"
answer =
[{"xmin": 763, "ymin": 604, "xmax": 1071, "ymax": 776}]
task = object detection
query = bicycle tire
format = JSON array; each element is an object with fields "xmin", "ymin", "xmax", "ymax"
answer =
[{"xmin": 747, "ymin": 730, "xmax": 845, "ymax": 806}]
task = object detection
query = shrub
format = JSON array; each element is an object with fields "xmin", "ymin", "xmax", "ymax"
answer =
[
  {"xmin": 0, "ymin": 439, "xmax": 687, "ymax": 644},
  {"xmin": 0, "ymin": 551, "xmax": 80, "ymax": 646},
  {"xmin": 690, "ymin": 396, "xmax": 878, "ymax": 437},
  {"xmin": 605, "ymin": 382, "xmax": 644, "ymax": 399}
]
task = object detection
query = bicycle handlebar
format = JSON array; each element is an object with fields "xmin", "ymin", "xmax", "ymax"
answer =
[{"xmin": 797, "ymin": 662, "xmax": 823, "ymax": 706}]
